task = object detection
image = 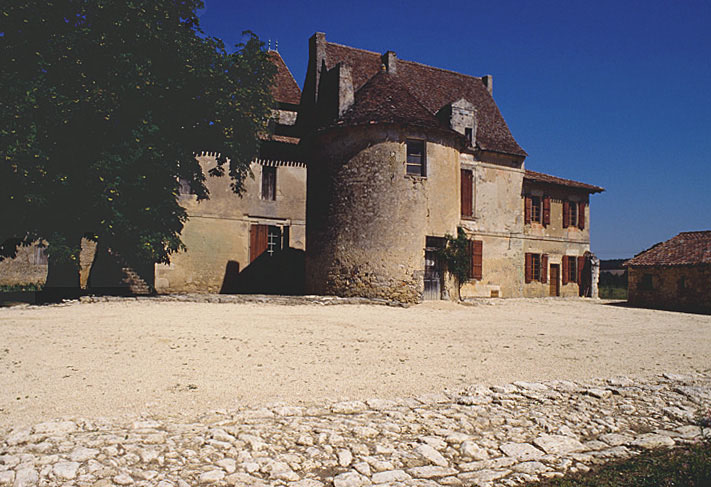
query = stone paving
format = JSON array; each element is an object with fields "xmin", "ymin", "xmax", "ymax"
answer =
[{"xmin": 1, "ymin": 373, "xmax": 709, "ymax": 487}]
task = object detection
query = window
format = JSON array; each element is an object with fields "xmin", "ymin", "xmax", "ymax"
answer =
[
  {"xmin": 461, "ymin": 169, "xmax": 473, "ymax": 217},
  {"xmin": 525, "ymin": 253, "xmax": 548, "ymax": 283},
  {"xmin": 562, "ymin": 256, "xmax": 578, "ymax": 283},
  {"xmin": 563, "ymin": 200, "xmax": 584, "ymax": 229},
  {"xmin": 525, "ymin": 195, "xmax": 550, "ymax": 226},
  {"xmin": 531, "ymin": 253, "xmax": 541, "ymax": 281},
  {"xmin": 568, "ymin": 202, "xmax": 578, "ymax": 228},
  {"xmin": 531, "ymin": 196, "xmax": 542, "ymax": 223},
  {"xmin": 266, "ymin": 226, "xmax": 281, "ymax": 256},
  {"xmin": 640, "ymin": 273, "xmax": 654, "ymax": 290},
  {"xmin": 406, "ymin": 139, "xmax": 426, "ymax": 176},
  {"xmin": 261, "ymin": 165, "xmax": 276, "ymax": 201},
  {"xmin": 465, "ymin": 127, "xmax": 473, "ymax": 146}
]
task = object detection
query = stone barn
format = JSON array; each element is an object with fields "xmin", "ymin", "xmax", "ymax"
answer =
[{"xmin": 625, "ymin": 231, "xmax": 711, "ymax": 313}]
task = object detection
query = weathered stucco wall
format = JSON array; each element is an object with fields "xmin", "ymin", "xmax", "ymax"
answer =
[
  {"xmin": 305, "ymin": 125, "xmax": 460, "ymax": 302},
  {"xmin": 458, "ymin": 156, "xmax": 525, "ymax": 298},
  {"xmin": 628, "ymin": 265, "xmax": 711, "ymax": 312},
  {"xmin": 155, "ymin": 155, "xmax": 306, "ymax": 293}
]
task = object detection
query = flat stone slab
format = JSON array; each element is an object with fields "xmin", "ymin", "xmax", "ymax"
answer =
[
  {"xmin": 500, "ymin": 442, "xmax": 544, "ymax": 460},
  {"xmin": 533, "ymin": 435, "xmax": 586, "ymax": 455}
]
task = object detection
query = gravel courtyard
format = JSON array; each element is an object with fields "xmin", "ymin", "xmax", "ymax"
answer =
[{"xmin": 1, "ymin": 297, "xmax": 709, "ymax": 429}]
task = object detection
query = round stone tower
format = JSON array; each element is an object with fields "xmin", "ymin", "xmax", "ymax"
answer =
[{"xmin": 305, "ymin": 121, "xmax": 462, "ymax": 303}]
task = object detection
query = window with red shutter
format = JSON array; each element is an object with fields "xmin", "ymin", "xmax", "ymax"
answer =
[
  {"xmin": 578, "ymin": 256, "xmax": 585, "ymax": 286},
  {"xmin": 578, "ymin": 201, "xmax": 586, "ymax": 230},
  {"xmin": 461, "ymin": 169, "xmax": 473, "ymax": 217},
  {"xmin": 524, "ymin": 196, "xmax": 532, "ymax": 224},
  {"xmin": 543, "ymin": 196, "xmax": 551, "ymax": 227},
  {"xmin": 562, "ymin": 256, "xmax": 569, "ymax": 285},
  {"xmin": 563, "ymin": 201, "xmax": 570, "ymax": 228},
  {"xmin": 525, "ymin": 253, "xmax": 532, "ymax": 283},
  {"xmin": 470, "ymin": 240, "xmax": 483, "ymax": 280}
]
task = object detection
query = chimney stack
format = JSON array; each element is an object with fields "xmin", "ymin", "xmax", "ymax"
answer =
[
  {"xmin": 382, "ymin": 51, "xmax": 397, "ymax": 74},
  {"xmin": 482, "ymin": 75, "xmax": 493, "ymax": 95}
]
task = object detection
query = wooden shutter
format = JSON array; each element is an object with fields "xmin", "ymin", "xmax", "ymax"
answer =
[
  {"xmin": 249, "ymin": 224, "xmax": 268, "ymax": 263},
  {"xmin": 524, "ymin": 196, "xmax": 532, "ymax": 224},
  {"xmin": 461, "ymin": 169, "xmax": 473, "ymax": 217},
  {"xmin": 471, "ymin": 240, "xmax": 483, "ymax": 280},
  {"xmin": 543, "ymin": 196, "xmax": 551, "ymax": 227},
  {"xmin": 562, "ymin": 201, "xmax": 570, "ymax": 228},
  {"xmin": 578, "ymin": 201, "xmax": 586, "ymax": 230},
  {"xmin": 562, "ymin": 256, "xmax": 569, "ymax": 285},
  {"xmin": 525, "ymin": 253, "xmax": 532, "ymax": 283},
  {"xmin": 541, "ymin": 254, "xmax": 548, "ymax": 283},
  {"xmin": 578, "ymin": 256, "xmax": 585, "ymax": 285}
]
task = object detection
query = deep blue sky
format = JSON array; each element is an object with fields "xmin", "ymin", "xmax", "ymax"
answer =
[{"xmin": 199, "ymin": 0, "xmax": 711, "ymax": 259}]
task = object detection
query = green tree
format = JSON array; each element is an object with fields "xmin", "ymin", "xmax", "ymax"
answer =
[
  {"xmin": 437, "ymin": 226, "xmax": 471, "ymax": 298},
  {"xmin": 0, "ymin": 0, "xmax": 276, "ymax": 290}
]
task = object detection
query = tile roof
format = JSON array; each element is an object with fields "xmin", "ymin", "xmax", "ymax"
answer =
[
  {"xmin": 524, "ymin": 169, "xmax": 604, "ymax": 193},
  {"xmin": 337, "ymin": 70, "xmax": 448, "ymax": 131},
  {"xmin": 324, "ymin": 42, "xmax": 526, "ymax": 157},
  {"xmin": 625, "ymin": 231, "xmax": 711, "ymax": 267},
  {"xmin": 268, "ymin": 51, "xmax": 301, "ymax": 105}
]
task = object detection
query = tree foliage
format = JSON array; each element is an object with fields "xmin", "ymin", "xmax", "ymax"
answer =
[
  {"xmin": 0, "ymin": 0, "xmax": 276, "ymax": 285},
  {"xmin": 437, "ymin": 226, "xmax": 470, "ymax": 295}
]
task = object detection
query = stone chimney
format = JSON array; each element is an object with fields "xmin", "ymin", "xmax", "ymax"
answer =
[
  {"xmin": 381, "ymin": 51, "xmax": 397, "ymax": 74},
  {"xmin": 482, "ymin": 75, "xmax": 493, "ymax": 95},
  {"xmin": 309, "ymin": 32, "xmax": 327, "ymax": 103},
  {"xmin": 335, "ymin": 63, "xmax": 354, "ymax": 117}
]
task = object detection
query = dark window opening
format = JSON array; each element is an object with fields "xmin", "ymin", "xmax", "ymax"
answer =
[
  {"xmin": 261, "ymin": 166, "xmax": 277, "ymax": 200},
  {"xmin": 250, "ymin": 224, "xmax": 283, "ymax": 262},
  {"xmin": 567, "ymin": 256, "xmax": 578, "ymax": 283},
  {"xmin": 532, "ymin": 253, "xmax": 541, "ymax": 281},
  {"xmin": 640, "ymin": 273, "xmax": 654, "ymax": 290},
  {"xmin": 465, "ymin": 127, "xmax": 473, "ymax": 145},
  {"xmin": 266, "ymin": 226, "xmax": 281, "ymax": 256},
  {"xmin": 406, "ymin": 139, "xmax": 426, "ymax": 176},
  {"xmin": 568, "ymin": 201, "xmax": 578, "ymax": 228}
]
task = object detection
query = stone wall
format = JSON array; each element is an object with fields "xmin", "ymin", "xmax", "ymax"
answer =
[
  {"xmin": 155, "ymin": 155, "xmax": 306, "ymax": 294},
  {"xmin": 628, "ymin": 264, "xmax": 711, "ymax": 312},
  {"xmin": 305, "ymin": 125, "xmax": 460, "ymax": 303},
  {"xmin": 0, "ymin": 244, "xmax": 47, "ymax": 287}
]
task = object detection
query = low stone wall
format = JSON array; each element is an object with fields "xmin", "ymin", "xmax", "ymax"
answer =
[{"xmin": 0, "ymin": 373, "xmax": 708, "ymax": 486}]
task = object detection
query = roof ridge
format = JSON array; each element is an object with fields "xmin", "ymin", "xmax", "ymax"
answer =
[
  {"xmin": 325, "ymin": 41, "xmax": 382, "ymax": 57},
  {"xmin": 398, "ymin": 58, "xmax": 482, "ymax": 81},
  {"xmin": 326, "ymin": 41, "xmax": 484, "ymax": 82}
]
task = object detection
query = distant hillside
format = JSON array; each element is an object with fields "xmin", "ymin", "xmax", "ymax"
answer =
[{"xmin": 600, "ymin": 259, "xmax": 629, "ymax": 270}]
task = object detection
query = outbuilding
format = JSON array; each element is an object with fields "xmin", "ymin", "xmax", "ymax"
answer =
[{"xmin": 625, "ymin": 231, "xmax": 711, "ymax": 313}]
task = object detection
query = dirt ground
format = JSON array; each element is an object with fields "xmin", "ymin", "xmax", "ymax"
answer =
[{"xmin": 0, "ymin": 298, "xmax": 709, "ymax": 428}]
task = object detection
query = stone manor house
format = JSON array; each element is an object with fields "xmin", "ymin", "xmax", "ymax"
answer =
[{"xmin": 1, "ymin": 33, "xmax": 604, "ymax": 302}]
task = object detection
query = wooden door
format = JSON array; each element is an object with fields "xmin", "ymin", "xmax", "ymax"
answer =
[
  {"xmin": 549, "ymin": 264, "xmax": 560, "ymax": 296},
  {"xmin": 250, "ymin": 224, "xmax": 268, "ymax": 263},
  {"xmin": 423, "ymin": 249, "xmax": 441, "ymax": 300}
]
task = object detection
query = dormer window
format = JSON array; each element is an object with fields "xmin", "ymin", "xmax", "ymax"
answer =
[
  {"xmin": 465, "ymin": 127, "xmax": 473, "ymax": 146},
  {"xmin": 406, "ymin": 139, "xmax": 426, "ymax": 177}
]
